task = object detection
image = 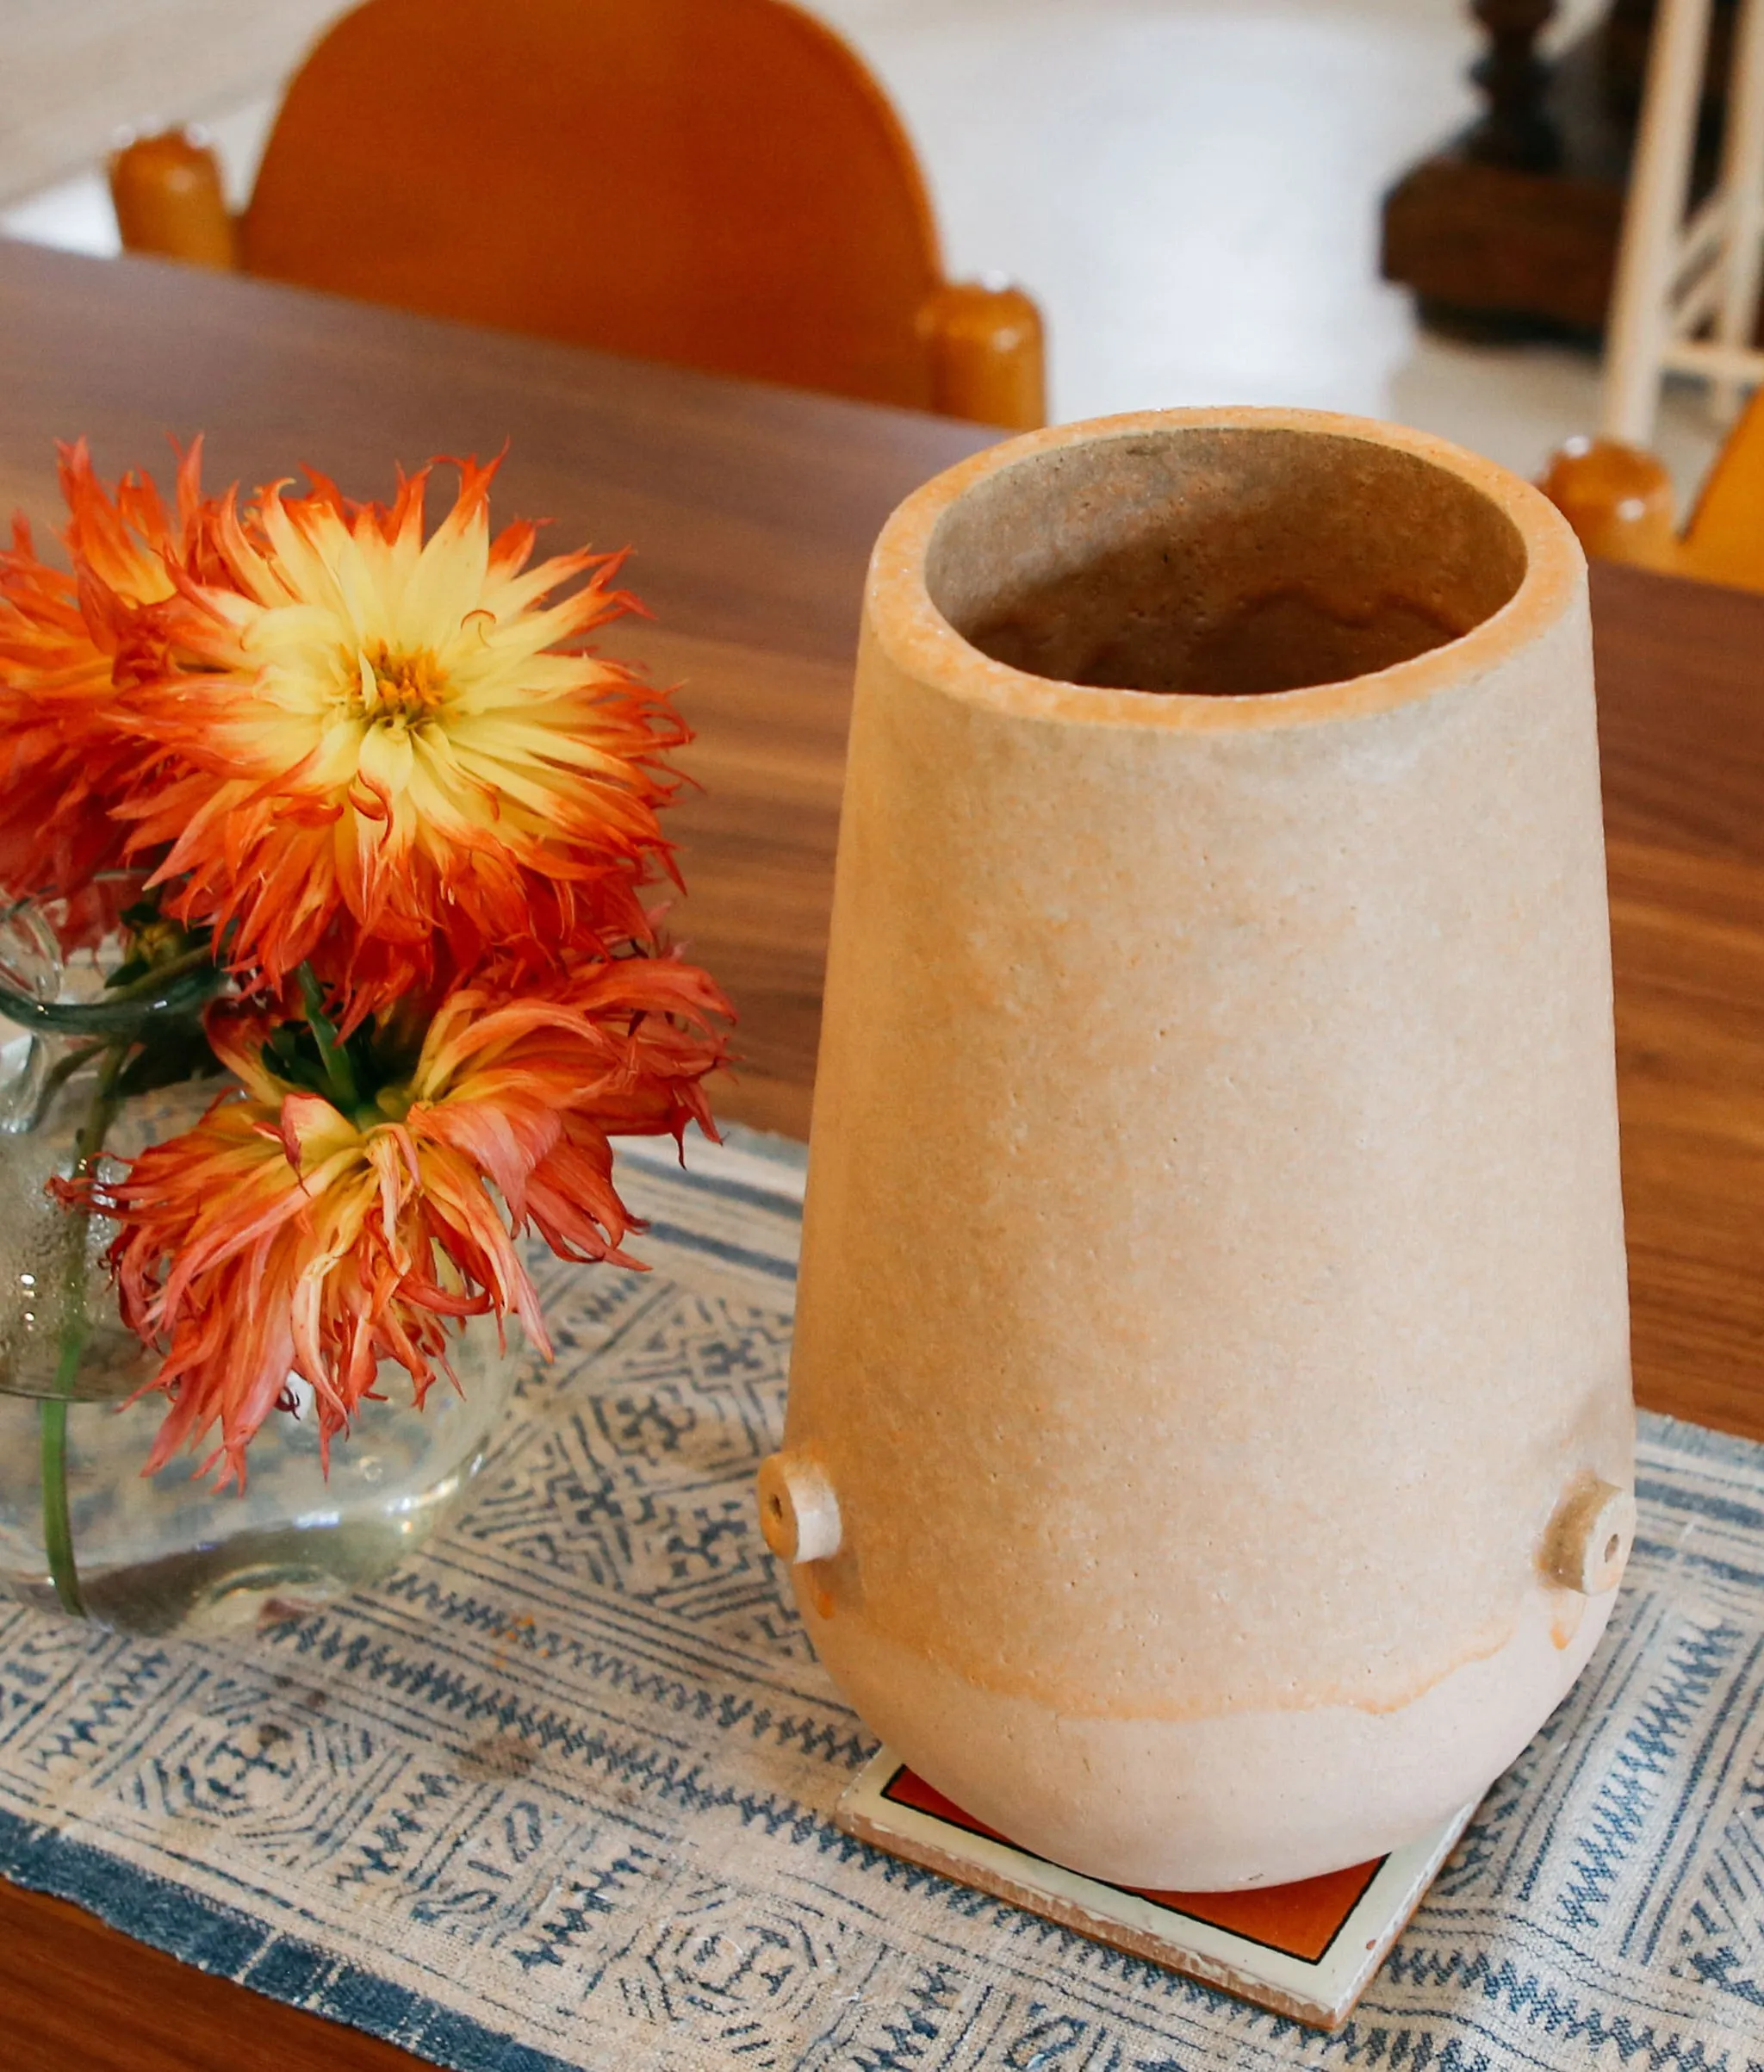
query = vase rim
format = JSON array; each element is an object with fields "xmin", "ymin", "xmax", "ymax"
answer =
[{"xmin": 865, "ymin": 405, "xmax": 1585, "ymax": 731}]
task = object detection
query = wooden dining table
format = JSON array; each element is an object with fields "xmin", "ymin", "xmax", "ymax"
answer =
[{"xmin": 1, "ymin": 235, "xmax": 1762, "ymax": 2070}]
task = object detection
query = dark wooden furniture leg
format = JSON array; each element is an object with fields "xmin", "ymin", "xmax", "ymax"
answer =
[{"xmin": 1380, "ymin": 0, "xmax": 1738, "ymax": 340}]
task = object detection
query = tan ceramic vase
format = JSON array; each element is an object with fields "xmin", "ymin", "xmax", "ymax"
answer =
[{"xmin": 759, "ymin": 408, "xmax": 1635, "ymax": 1892}]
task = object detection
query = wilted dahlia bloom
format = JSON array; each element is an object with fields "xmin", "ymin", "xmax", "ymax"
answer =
[{"xmin": 86, "ymin": 954, "xmax": 728, "ymax": 1486}]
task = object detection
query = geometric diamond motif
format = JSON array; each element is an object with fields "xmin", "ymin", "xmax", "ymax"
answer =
[{"xmin": 464, "ymin": 1284, "xmax": 803, "ymax": 1658}]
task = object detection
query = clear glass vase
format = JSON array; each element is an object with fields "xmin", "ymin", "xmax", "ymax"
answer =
[{"xmin": 0, "ymin": 899, "xmax": 518, "ymax": 1636}]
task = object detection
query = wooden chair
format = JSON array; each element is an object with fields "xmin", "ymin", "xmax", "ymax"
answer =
[
  {"xmin": 1542, "ymin": 0, "xmax": 1764, "ymax": 588},
  {"xmin": 1541, "ymin": 396, "xmax": 1764, "ymax": 587},
  {"xmin": 1599, "ymin": 0, "xmax": 1764, "ymax": 447},
  {"xmin": 108, "ymin": 0, "xmax": 1046, "ymax": 430}
]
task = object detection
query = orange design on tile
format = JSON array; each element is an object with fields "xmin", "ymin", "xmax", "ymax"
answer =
[{"xmin": 881, "ymin": 1768, "xmax": 1382, "ymax": 1963}]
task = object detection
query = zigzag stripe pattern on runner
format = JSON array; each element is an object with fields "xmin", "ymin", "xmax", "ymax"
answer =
[{"xmin": 0, "ymin": 1126, "xmax": 1759, "ymax": 2069}]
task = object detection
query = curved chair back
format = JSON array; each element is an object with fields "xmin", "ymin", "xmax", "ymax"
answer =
[{"xmin": 241, "ymin": 0, "xmax": 949, "ymax": 411}]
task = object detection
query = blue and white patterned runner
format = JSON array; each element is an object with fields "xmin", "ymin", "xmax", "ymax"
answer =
[{"xmin": 0, "ymin": 1127, "xmax": 1760, "ymax": 2069}]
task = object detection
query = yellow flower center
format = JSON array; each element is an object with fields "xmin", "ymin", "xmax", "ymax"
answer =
[{"xmin": 347, "ymin": 643, "xmax": 450, "ymax": 729}]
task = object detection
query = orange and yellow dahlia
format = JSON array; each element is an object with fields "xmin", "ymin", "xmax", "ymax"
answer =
[
  {"xmin": 3, "ymin": 436, "xmax": 733, "ymax": 1496},
  {"xmin": 0, "ymin": 439, "xmax": 207, "ymax": 899},
  {"xmin": 124, "ymin": 457, "xmax": 688, "ymax": 1022},
  {"xmin": 90, "ymin": 952, "xmax": 730, "ymax": 1485}
]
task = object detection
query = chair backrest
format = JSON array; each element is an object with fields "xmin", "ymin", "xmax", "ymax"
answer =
[
  {"xmin": 1678, "ymin": 383, "xmax": 1764, "ymax": 591},
  {"xmin": 241, "ymin": 0, "xmax": 947, "ymax": 410}
]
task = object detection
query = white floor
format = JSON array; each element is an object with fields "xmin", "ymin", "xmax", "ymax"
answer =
[{"xmin": 0, "ymin": 0, "xmax": 1729, "ymax": 507}]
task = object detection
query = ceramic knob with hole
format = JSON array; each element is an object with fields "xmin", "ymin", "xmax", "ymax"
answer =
[{"xmin": 764, "ymin": 408, "xmax": 1635, "ymax": 1891}]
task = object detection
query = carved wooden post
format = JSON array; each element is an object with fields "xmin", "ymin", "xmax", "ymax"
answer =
[{"xmin": 1467, "ymin": 0, "xmax": 1563, "ymax": 170}]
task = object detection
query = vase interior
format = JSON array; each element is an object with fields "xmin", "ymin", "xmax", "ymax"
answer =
[{"xmin": 924, "ymin": 425, "xmax": 1528, "ymax": 697}]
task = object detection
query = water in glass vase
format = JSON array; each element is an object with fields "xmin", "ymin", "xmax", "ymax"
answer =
[
  {"xmin": 0, "ymin": 905, "xmax": 519, "ymax": 1635},
  {"xmin": 0, "ymin": 1328, "xmax": 512, "ymax": 1635}
]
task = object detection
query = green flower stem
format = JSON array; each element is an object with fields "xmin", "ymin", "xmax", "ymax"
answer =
[
  {"xmin": 103, "ymin": 943, "xmax": 216, "ymax": 1001},
  {"xmin": 39, "ymin": 1400, "xmax": 81, "ymax": 1616},
  {"xmin": 297, "ymin": 964, "xmax": 359, "ymax": 1109},
  {"xmin": 39, "ymin": 1042, "xmax": 129, "ymax": 1620},
  {"xmin": 0, "ymin": 947, "xmax": 220, "ymax": 1036},
  {"xmin": 31, "ymin": 1037, "xmax": 105, "ymax": 1122}
]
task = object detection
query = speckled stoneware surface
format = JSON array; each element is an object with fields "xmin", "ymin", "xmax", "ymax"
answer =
[{"xmin": 775, "ymin": 408, "xmax": 1635, "ymax": 1891}]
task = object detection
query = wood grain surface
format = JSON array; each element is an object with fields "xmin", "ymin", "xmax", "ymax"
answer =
[
  {"xmin": 1592, "ymin": 559, "xmax": 1764, "ymax": 1442},
  {"xmin": 0, "ymin": 236, "xmax": 1761, "ymax": 2067}
]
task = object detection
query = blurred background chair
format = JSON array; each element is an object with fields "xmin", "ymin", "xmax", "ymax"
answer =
[
  {"xmin": 107, "ymin": 0, "xmax": 1046, "ymax": 431},
  {"xmin": 1543, "ymin": 0, "xmax": 1764, "ymax": 585}
]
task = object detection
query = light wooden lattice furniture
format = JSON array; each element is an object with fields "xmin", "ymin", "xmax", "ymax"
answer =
[
  {"xmin": 107, "ymin": 0, "xmax": 1045, "ymax": 431},
  {"xmin": 1543, "ymin": 0, "xmax": 1764, "ymax": 586}
]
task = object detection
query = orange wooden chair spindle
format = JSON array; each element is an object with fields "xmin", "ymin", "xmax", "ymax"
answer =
[
  {"xmin": 108, "ymin": 0, "xmax": 1046, "ymax": 429},
  {"xmin": 1542, "ymin": 407, "xmax": 1764, "ymax": 592}
]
